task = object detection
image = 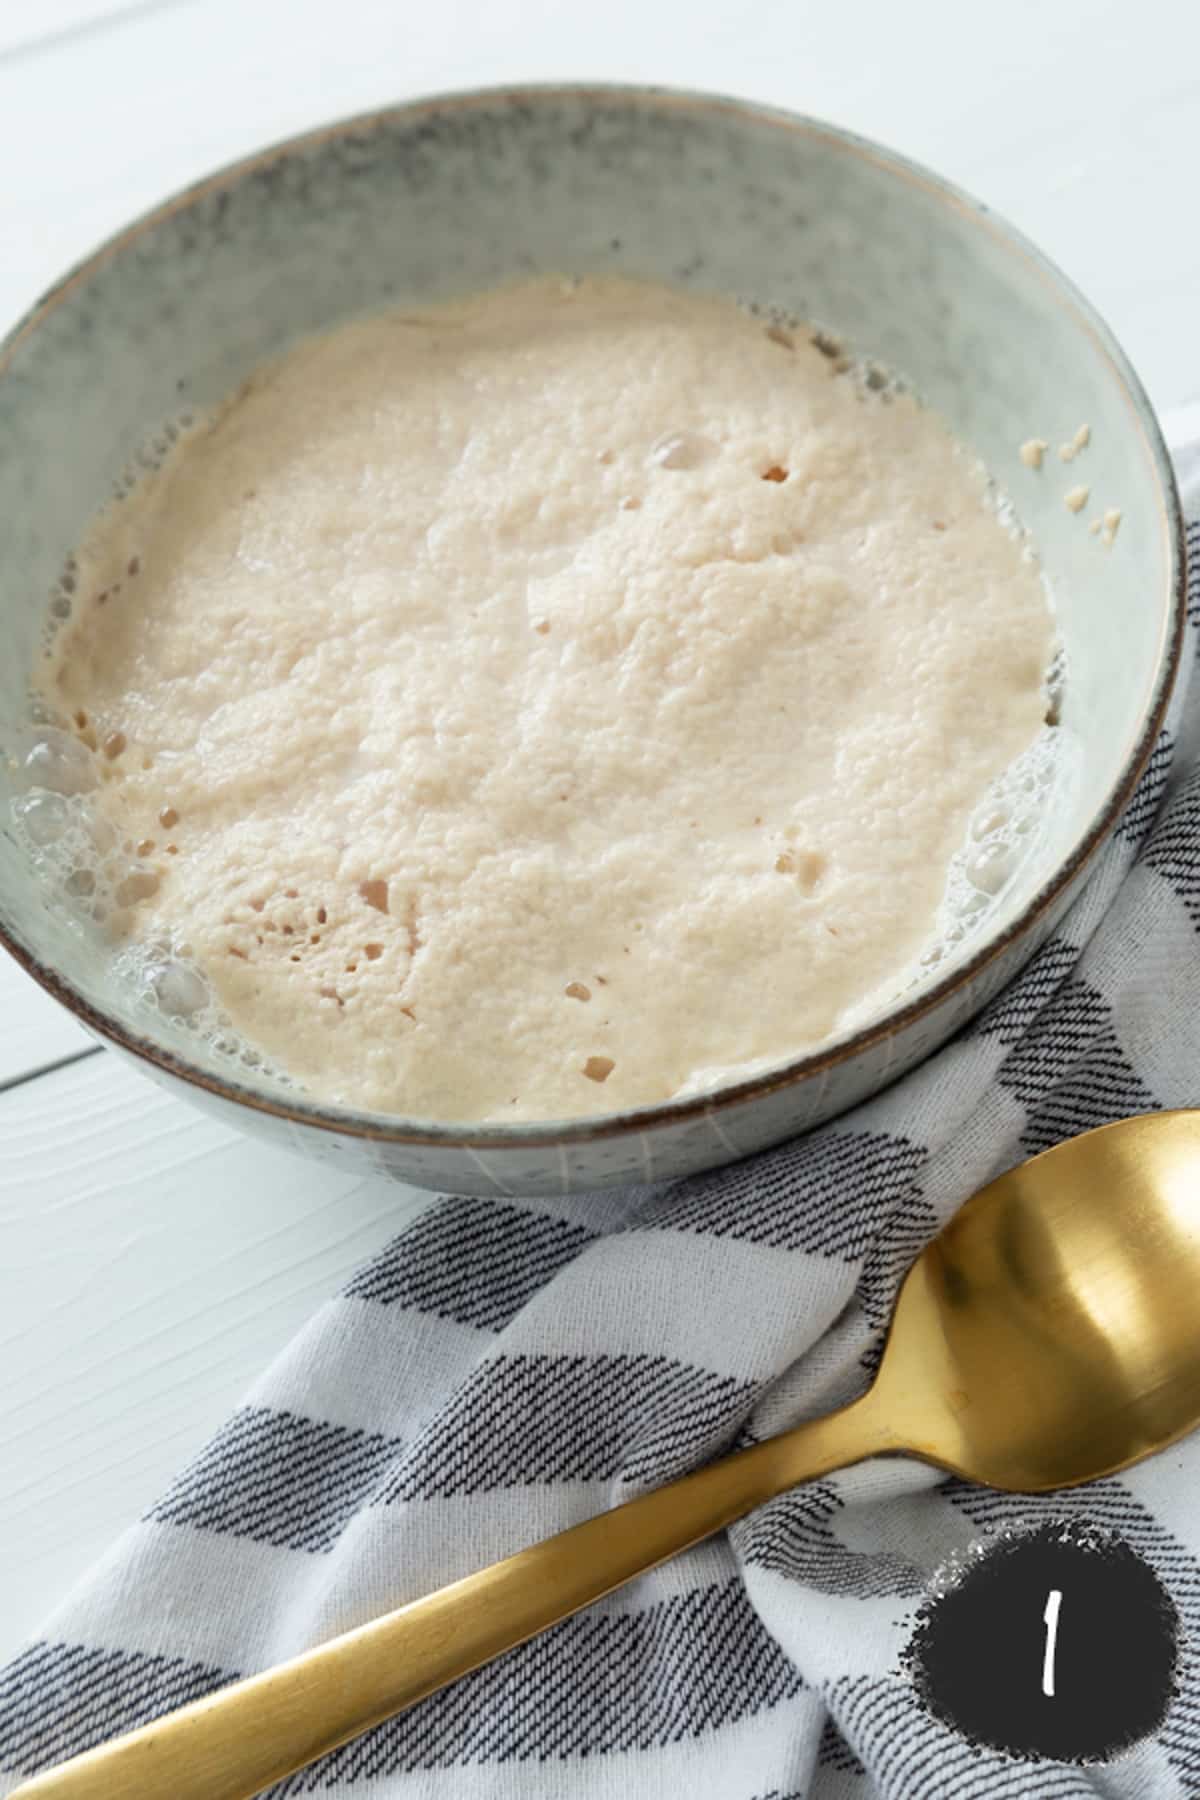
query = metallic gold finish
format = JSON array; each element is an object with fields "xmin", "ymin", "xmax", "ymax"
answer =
[{"xmin": 15, "ymin": 1110, "xmax": 1200, "ymax": 1800}]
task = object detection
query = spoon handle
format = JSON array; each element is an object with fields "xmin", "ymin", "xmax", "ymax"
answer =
[{"xmin": 11, "ymin": 1397, "xmax": 882, "ymax": 1800}]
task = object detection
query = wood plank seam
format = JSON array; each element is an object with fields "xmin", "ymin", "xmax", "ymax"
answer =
[
  {"xmin": 0, "ymin": 1044, "xmax": 104, "ymax": 1098},
  {"xmin": 0, "ymin": 0, "xmax": 194, "ymax": 72}
]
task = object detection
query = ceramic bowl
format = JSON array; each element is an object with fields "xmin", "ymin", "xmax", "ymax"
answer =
[{"xmin": 0, "ymin": 86, "xmax": 1186, "ymax": 1197}]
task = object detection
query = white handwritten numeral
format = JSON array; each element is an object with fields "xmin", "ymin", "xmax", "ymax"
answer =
[{"xmin": 1042, "ymin": 1588, "xmax": 1063, "ymax": 1697}]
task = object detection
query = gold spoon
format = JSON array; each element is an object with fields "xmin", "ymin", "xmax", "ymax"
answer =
[{"xmin": 15, "ymin": 1109, "xmax": 1200, "ymax": 1800}]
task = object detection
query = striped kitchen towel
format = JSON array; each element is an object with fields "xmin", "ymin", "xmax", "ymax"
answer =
[{"xmin": 2, "ymin": 444, "xmax": 1199, "ymax": 1799}]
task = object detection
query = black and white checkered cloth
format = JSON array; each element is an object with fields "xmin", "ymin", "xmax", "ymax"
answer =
[{"xmin": 2, "ymin": 450, "xmax": 1199, "ymax": 1800}]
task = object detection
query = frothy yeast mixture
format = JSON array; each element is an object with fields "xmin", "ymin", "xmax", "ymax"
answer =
[{"xmin": 37, "ymin": 277, "xmax": 1056, "ymax": 1121}]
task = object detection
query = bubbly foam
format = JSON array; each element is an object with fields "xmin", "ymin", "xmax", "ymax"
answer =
[
  {"xmin": 11, "ymin": 699, "xmax": 1071, "ymax": 1102},
  {"xmin": 16, "ymin": 276, "xmax": 1061, "ymax": 1119},
  {"xmin": 931, "ymin": 727, "xmax": 1063, "ymax": 948},
  {"xmin": 7, "ymin": 731, "xmax": 283, "ymax": 1083}
]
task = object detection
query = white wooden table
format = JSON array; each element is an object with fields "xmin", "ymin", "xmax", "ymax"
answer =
[{"xmin": 2, "ymin": 0, "xmax": 1199, "ymax": 1662}]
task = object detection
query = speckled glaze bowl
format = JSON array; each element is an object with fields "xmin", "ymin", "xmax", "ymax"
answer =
[{"xmin": 0, "ymin": 86, "xmax": 1186, "ymax": 1196}]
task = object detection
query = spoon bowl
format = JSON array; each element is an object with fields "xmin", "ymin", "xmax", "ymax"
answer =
[
  {"xmin": 873, "ymin": 1109, "xmax": 1200, "ymax": 1491},
  {"xmin": 15, "ymin": 1110, "xmax": 1200, "ymax": 1800}
]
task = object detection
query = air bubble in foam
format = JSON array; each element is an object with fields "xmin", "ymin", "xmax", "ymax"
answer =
[
  {"xmin": 913, "ymin": 713, "xmax": 1070, "ymax": 988},
  {"xmin": 151, "ymin": 957, "xmax": 210, "ymax": 1019},
  {"xmin": 964, "ymin": 839, "xmax": 1017, "ymax": 897},
  {"xmin": 111, "ymin": 935, "xmax": 289, "ymax": 1085},
  {"xmin": 13, "ymin": 790, "xmax": 72, "ymax": 847},
  {"xmin": 650, "ymin": 430, "xmax": 717, "ymax": 471},
  {"xmin": 115, "ymin": 941, "xmax": 213, "ymax": 1023},
  {"xmin": 9, "ymin": 781, "xmax": 142, "ymax": 933},
  {"xmin": 18, "ymin": 729, "xmax": 97, "ymax": 796}
]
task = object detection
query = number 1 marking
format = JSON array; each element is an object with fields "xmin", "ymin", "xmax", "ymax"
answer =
[{"xmin": 1042, "ymin": 1588, "xmax": 1063, "ymax": 1697}]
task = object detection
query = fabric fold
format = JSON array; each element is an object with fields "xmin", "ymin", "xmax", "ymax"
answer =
[{"xmin": 2, "ymin": 476, "xmax": 1197, "ymax": 1800}]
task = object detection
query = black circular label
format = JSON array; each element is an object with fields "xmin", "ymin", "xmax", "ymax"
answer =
[{"xmin": 905, "ymin": 1519, "xmax": 1179, "ymax": 1763}]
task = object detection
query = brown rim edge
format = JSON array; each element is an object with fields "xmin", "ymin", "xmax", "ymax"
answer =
[{"xmin": 0, "ymin": 83, "xmax": 1188, "ymax": 1152}]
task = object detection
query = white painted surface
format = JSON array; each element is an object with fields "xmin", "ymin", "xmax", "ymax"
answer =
[
  {"xmin": 1, "ymin": 0, "xmax": 1199, "ymax": 1661},
  {"xmin": 0, "ymin": 956, "xmax": 92, "ymax": 1086},
  {"xmin": 0, "ymin": 1053, "xmax": 428, "ymax": 1653}
]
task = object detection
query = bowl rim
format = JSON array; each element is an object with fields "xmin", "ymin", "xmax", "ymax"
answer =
[{"xmin": 0, "ymin": 80, "xmax": 1187, "ymax": 1151}]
